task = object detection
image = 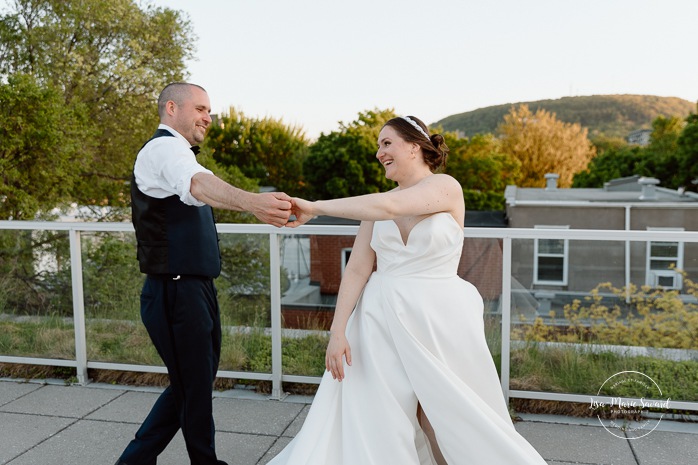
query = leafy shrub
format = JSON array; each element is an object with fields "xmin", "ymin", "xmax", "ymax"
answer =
[{"xmin": 514, "ymin": 276, "xmax": 698, "ymax": 350}]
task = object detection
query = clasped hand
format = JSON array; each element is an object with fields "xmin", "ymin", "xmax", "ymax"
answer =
[
  {"xmin": 251, "ymin": 193, "xmax": 314, "ymax": 228},
  {"xmin": 286, "ymin": 197, "xmax": 315, "ymax": 228}
]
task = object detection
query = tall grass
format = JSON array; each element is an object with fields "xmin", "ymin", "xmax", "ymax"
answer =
[
  {"xmin": 0, "ymin": 317, "xmax": 75, "ymax": 359},
  {"xmin": 510, "ymin": 342, "xmax": 698, "ymax": 402},
  {"xmin": 0, "ymin": 316, "xmax": 327, "ymax": 377}
]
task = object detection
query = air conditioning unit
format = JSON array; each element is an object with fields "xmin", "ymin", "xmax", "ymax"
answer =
[{"xmin": 648, "ymin": 270, "xmax": 679, "ymax": 289}]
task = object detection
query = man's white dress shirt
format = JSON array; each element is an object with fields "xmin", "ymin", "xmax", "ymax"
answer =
[{"xmin": 133, "ymin": 124, "xmax": 212, "ymax": 206}]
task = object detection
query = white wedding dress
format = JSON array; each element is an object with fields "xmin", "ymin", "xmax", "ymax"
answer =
[{"xmin": 269, "ymin": 212, "xmax": 547, "ymax": 464}]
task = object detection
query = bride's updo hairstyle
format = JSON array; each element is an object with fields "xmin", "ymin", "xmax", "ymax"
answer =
[{"xmin": 383, "ymin": 116, "xmax": 449, "ymax": 172}]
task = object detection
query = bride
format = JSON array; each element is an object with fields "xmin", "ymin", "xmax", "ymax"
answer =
[{"xmin": 274, "ymin": 116, "xmax": 547, "ymax": 464}]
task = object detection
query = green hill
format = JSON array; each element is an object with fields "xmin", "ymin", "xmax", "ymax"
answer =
[{"xmin": 432, "ymin": 95, "xmax": 696, "ymax": 140}]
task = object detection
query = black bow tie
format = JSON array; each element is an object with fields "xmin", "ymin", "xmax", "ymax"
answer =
[{"xmin": 190, "ymin": 145, "xmax": 200, "ymax": 155}]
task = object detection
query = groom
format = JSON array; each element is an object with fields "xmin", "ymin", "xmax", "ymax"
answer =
[{"xmin": 115, "ymin": 82, "xmax": 292, "ymax": 465}]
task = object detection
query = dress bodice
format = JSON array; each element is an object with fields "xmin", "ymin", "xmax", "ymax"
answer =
[{"xmin": 370, "ymin": 212, "xmax": 464, "ymax": 278}]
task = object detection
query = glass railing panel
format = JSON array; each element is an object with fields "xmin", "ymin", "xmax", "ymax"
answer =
[
  {"xmin": 278, "ymin": 232, "xmax": 345, "ymax": 377},
  {"xmin": 509, "ymin": 237, "xmax": 698, "ymax": 403},
  {"xmin": 80, "ymin": 231, "xmax": 157, "ymax": 367},
  {"xmin": 0, "ymin": 228, "xmax": 74, "ymax": 361},
  {"xmin": 216, "ymin": 232, "xmax": 273, "ymax": 378},
  {"xmin": 462, "ymin": 237, "xmax": 504, "ymax": 375}
]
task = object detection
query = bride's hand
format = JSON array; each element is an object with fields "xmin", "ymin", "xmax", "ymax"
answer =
[
  {"xmin": 325, "ymin": 331, "xmax": 352, "ymax": 381},
  {"xmin": 286, "ymin": 197, "xmax": 316, "ymax": 228}
]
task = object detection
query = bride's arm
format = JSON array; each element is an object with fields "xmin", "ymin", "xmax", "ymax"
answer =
[
  {"xmin": 325, "ymin": 221, "xmax": 376, "ymax": 381},
  {"xmin": 288, "ymin": 174, "xmax": 463, "ymax": 226}
]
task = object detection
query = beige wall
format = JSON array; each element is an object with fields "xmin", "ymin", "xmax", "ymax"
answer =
[
  {"xmin": 507, "ymin": 204, "xmax": 698, "ymax": 294},
  {"xmin": 630, "ymin": 207, "xmax": 698, "ymax": 231},
  {"xmin": 507, "ymin": 205, "xmax": 626, "ymax": 230},
  {"xmin": 507, "ymin": 204, "xmax": 698, "ymax": 232}
]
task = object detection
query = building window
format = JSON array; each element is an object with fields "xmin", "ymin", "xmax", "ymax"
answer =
[
  {"xmin": 646, "ymin": 228, "xmax": 684, "ymax": 290},
  {"xmin": 341, "ymin": 248, "xmax": 352, "ymax": 276},
  {"xmin": 533, "ymin": 225, "xmax": 569, "ymax": 285}
]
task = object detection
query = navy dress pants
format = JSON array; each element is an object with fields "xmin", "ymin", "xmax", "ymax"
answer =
[{"xmin": 119, "ymin": 275, "xmax": 227, "ymax": 465}]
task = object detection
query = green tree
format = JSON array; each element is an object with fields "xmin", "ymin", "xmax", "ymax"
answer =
[
  {"xmin": 573, "ymin": 115, "xmax": 688, "ymax": 189},
  {"xmin": 647, "ymin": 116, "xmax": 684, "ymax": 155},
  {"xmin": 498, "ymin": 105, "xmax": 596, "ymax": 187},
  {"xmin": 194, "ymin": 150, "xmax": 261, "ymax": 224},
  {"xmin": 205, "ymin": 108, "xmax": 309, "ymax": 196},
  {"xmin": 304, "ymin": 109, "xmax": 397, "ymax": 199},
  {"xmin": 445, "ymin": 133, "xmax": 520, "ymax": 192},
  {"xmin": 677, "ymin": 113, "xmax": 698, "ymax": 191},
  {"xmin": 0, "ymin": 227, "xmax": 74, "ymax": 316},
  {"xmin": 572, "ymin": 146, "xmax": 646, "ymax": 187},
  {"xmin": 0, "ymin": 74, "xmax": 93, "ymax": 219},
  {"xmin": 442, "ymin": 133, "xmax": 520, "ymax": 210},
  {"xmin": 590, "ymin": 135, "xmax": 629, "ymax": 154},
  {"xmin": 572, "ymin": 135, "xmax": 632, "ymax": 187},
  {"xmin": 0, "ymin": 0, "xmax": 195, "ymax": 210},
  {"xmin": 636, "ymin": 116, "xmax": 685, "ymax": 188}
]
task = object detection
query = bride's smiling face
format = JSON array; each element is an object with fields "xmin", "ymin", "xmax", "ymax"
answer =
[{"xmin": 375, "ymin": 126, "xmax": 417, "ymax": 182}]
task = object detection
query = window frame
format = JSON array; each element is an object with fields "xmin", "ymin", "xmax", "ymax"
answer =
[
  {"xmin": 340, "ymin": 247, "xmax": 352, "ymax": 277},
  {"xmin": 645, "ymin": 227, "xmax": 684, "ymax": 290},
  {"xmin": 533, "ymin": 225, "xmax": 570, "ymax": 286}
]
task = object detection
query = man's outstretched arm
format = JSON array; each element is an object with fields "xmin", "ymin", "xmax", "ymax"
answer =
[{"xmin": 190, "ymin": 172, "xmax": 292, "ymax": 227}]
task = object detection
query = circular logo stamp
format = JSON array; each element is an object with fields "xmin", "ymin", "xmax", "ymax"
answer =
[{"xmin": 590, "ymin": 371, "xmax": 671, "ymax": 439}]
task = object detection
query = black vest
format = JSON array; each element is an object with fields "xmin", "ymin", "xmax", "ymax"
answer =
[{"xmin": 130, "ymin": 129, "xmax": 221, "ymax": 277}]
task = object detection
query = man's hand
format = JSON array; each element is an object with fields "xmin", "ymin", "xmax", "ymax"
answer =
[
  {"xmin": 286, "ymin": 197, "xmax": 316, "ymax": 228},
  {"xmin": 248, "ymin": 192, "xmax": 292, "ymax": 227},
  {"xmin": 189, "ymin": 173, "xmax": 293, "ymax": 226}
]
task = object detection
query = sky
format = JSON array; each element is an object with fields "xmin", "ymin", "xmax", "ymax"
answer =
[{"xmin": 132, "ymin": 1, "xmax": 697, "ymax": 138}]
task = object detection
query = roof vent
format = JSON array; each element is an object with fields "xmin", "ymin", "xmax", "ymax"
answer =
[
  {"xmin": 544, "ymin": 173, "xmax": 559, "ymax": 191},
  {"xmin": 638, "ymin": 177, "xmax": 660, "ymax": 200}
]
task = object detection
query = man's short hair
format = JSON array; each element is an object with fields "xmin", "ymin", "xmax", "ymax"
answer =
[{"xmin": 157, "ymin": 82, "xmax": 207, "ymax": 118}]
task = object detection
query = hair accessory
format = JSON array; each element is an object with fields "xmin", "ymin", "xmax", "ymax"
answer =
[{"xmin": 401, "ymin": 116, "xmax": 431, "ymax": 141}]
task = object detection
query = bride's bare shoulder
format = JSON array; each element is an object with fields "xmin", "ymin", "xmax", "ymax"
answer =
[{"xmin": 422, "ymin": 173, "xmax": 463, "ymax": 191}]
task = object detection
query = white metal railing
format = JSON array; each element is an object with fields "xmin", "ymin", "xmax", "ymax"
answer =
[{"xmin": 1, "ymin": 220, "xmax": 697, "ymax": 411}]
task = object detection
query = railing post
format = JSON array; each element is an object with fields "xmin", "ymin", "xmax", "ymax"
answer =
[
  {"xmin": 269, "ymin": 232, "xmax": 285, "ymax": 400},
  {"xmin": 69, "ymin": 228, "xmax": 89, "ymax": 385},
  {"xmin": 500, "ymin": 236, "xmax": 512, "ymax": 403},
  {"xmin": 625, "ymin": 205, "xmax": 632, "ymax": 303}
]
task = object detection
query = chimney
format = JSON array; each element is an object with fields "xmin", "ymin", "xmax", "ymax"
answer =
[
  {"xmin": 638, "ymin": 177, "xmax": 660, "ymax": 200},
  {"xmin": 544, "ymin": 173, "xmax": 559, "ymax": 191}
]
